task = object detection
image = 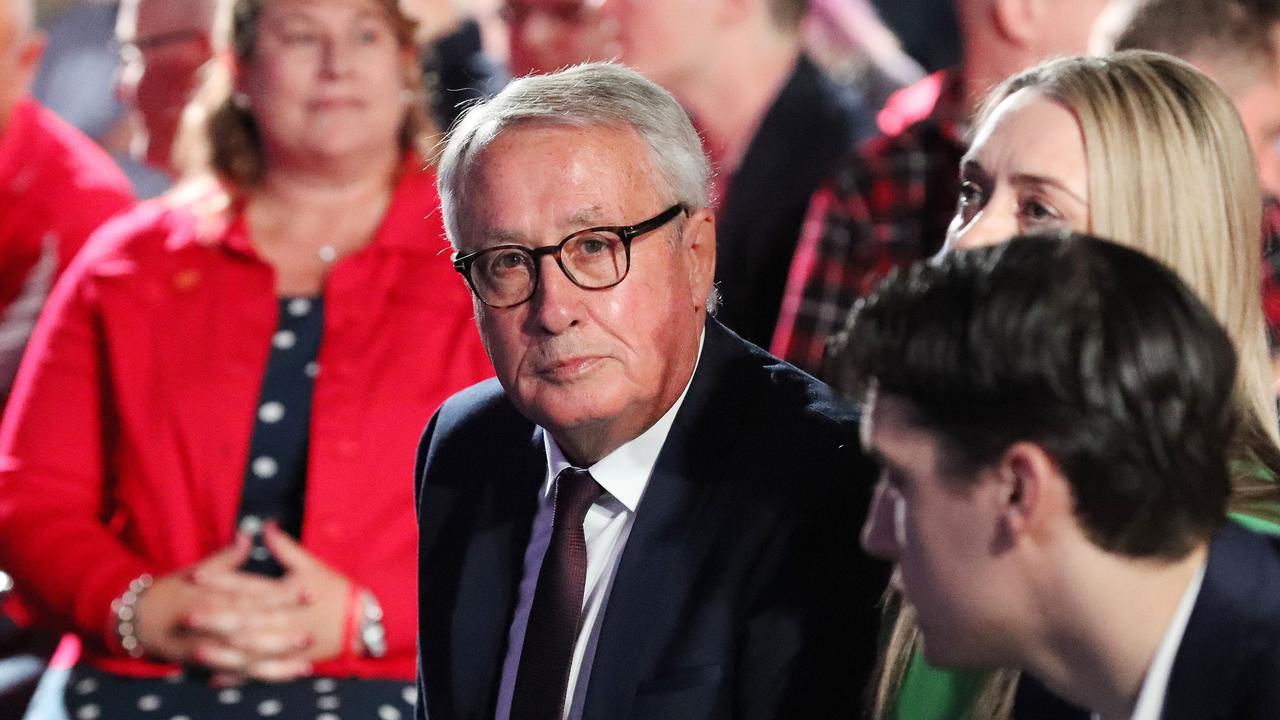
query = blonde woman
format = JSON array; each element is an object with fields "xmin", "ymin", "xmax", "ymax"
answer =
[{"xmin": 839, "ymin": 50, "xmax": 1280, "ymax": 720}]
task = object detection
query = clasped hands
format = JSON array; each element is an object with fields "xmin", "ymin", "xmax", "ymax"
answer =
[{"xmin": 134, "ymin": 523, "xmax": 354, "ymax": 684}]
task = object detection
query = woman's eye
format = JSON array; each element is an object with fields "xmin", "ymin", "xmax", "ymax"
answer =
[
  {"xmin": 1020, "ymin": 198, "xmax": 1061, "ymax": 224},
  {"xmin": 957, "ymin": 180, "xmax": 982, "ymax": 206}
]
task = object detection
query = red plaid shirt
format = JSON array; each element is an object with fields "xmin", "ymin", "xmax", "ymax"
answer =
[
  {"xmin": 1263, "ymin": 197, "xmax": 1280, "ymax": 352},
  {"xmin": 770, "ymin": 70, "xmax": 966, "ymax": 374}
]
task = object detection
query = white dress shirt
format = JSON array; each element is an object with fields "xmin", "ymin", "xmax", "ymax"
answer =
[
  {"xmin": 494, "ymin": 336, "xmax": 703, "ymax": 720},
  {"xmin": 1091, "ymin": 561, "xmax": 1206, "ymax": 720}
]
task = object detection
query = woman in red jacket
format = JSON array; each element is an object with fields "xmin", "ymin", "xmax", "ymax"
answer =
[{"xmin": 0, "ymin": 0, "xmax": 492, "ymax": 716}]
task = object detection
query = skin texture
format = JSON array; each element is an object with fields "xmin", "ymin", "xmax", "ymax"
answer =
[
  {"xmin": 860, "ymin": 391, "xmax": 1017, "ymax": 668},
  {"xmin": 238, "ymin": 0, "xmax": 413, "ymax": 173},
  {"xmin": 461, "ymin": 122, "xmax": 716, "ymax": 466},
  {"xmin": 947, "ymin": 89, "xmax": 1091, "ymax": 250},
  {"xmin": 0, "ymin": 0, "xmax": 43, "ymax": 133},
  {"xmin": 503, "ymin": 0, "xmax": 618, "ymax": 76},
  {"xmin": 115, "ymin": 0, "xmax": 215, "ymax": 171},
  {"xmin": 1215, "ymin": 32, "xmax": 1280, "ymax": 198}
]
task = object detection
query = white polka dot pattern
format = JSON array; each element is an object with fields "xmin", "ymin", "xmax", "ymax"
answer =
[
  {"xmin": 258, "ymin": 698, "xmax": 283, "ymax": 716},
  {"xmin": 288, "ymin": 298, "xmax": 312, "ymax": 317},
  {"xmin": 273, "ymin": 330, "xmax": 297, "ymax": 350},
  {"xmin": 76, "ymin": 705, "xmax": 100, "ymax": 720},
  {"xmin": 252, "ymin": 456, "xmax": 279, "ymax": 479},
  {"xmin": 218, "ymin": 688, "xmax": 242, "ymax": 704},
  {"xmin": 378, "ymin": 704, "xmax": 402, "ymax": 720},
  {"xmin": 137, "ymin": 694, "xmax": 161, "ymax": 711},
  {"xmin": 258, "ymin": 401, "xmax": 286, "ymax": 423}
]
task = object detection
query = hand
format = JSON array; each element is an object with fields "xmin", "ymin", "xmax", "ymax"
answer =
[
  {"xmin": 185, "ymin": 523, "xmax": 355, "ymax": 680},
  {"xmin": 133, "ymin": 535, "xmax": 306, "ymax": 671}
]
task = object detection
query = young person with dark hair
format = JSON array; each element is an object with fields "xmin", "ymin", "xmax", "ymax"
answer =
[{"xmin": 839, "ymin": 234, "xmax": 1280, "ymax": 720}]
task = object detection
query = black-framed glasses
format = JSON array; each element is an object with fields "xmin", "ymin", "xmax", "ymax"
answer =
[{"xmin": 453, "ymin": 204, "xmax": 687, "ymax": 309}]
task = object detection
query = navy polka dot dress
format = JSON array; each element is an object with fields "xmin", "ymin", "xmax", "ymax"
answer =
[{"xmin": 53, "ymin": 298, "xmax": 415, "ymax": 719}]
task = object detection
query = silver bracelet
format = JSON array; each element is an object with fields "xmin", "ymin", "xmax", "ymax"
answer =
[
  {"xmin": 110, "ymin": 573, "xmax": 153, "ymax": 659},
  {"xmin": 357, "ymin": 589, "xmax": 386, "ymax": 659}
]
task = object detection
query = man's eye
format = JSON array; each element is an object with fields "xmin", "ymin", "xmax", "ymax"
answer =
[
  {"xmin": 576, "ymin": 235, "xmax": 612, "ymax": 255},
  {"xmin": 489, "ymin": 250, "xmax": 532, "ymax": 272}
]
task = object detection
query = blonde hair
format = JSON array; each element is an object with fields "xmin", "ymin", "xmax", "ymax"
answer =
[
  {"xmin": 872, "ymin": 50, "xmax": 1280, "ymax": 720},
  {"xmin": 175, "ymin": 0, "xmax": 435, "ymax": 188}
]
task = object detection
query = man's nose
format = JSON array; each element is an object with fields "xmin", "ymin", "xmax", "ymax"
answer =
[
  {"xmin": 528, "ymin": 254, "xmax": 581, "ymax": 334},
  {"xmin": 860, "ymin": 481, "xmax": 901, "ymax": 561}
]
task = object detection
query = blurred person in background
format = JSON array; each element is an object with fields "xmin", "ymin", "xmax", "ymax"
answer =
[
  {"xmin": 1095, "ymin": 0, "xmax": 1280, "ymax": 392},
  {"xmin": 802, "ymin": 0, "xmax": 924, "ymax": 113},
  {"xmin": 0, "ymin": 0, "xmax": 133, "ymax": 407},
  {"xmin": 0, "ymin": 0, "xmax": 491, "ymax": 716},
  {"xmin": 772, "ymin": 0, "xmax": 1114, "ymax": 373},
  {"xmin": 502, "ymin": 0, "xmax": 616, "ymax": 77},
  {"xmin": 599, "ymin": 0, "xmax": 876, "ymax": 348},
  {"xmin": 115, "ymin": 0, "xmax": 216, "ymax": 174},
  {"xmin": 404, "ymin": 0, "xmax": 505, "ymax": 128},
  {"xmin": 858, "ymin": 51, "xmax": 1280, "ymax": 720}
]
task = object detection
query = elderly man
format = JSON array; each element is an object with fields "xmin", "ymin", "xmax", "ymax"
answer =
[
  {"xmin": 415, "ymin": 63, "xmax": 883, "ymax": 720},
  {"xmin": 841, "ymin": 235, "xmax": 1280, "ymax": 720}
]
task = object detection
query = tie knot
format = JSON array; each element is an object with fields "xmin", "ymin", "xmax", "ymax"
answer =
[{"xmin": 553, "ymin": 467, "xmax": 603, "ymax": 528}]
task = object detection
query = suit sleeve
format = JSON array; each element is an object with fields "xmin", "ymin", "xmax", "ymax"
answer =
[{"xmin": 736, "ymin": 435, "xmax": 886, "ymax": 719}]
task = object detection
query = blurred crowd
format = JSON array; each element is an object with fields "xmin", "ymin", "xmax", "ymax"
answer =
[{"xmin": 0, "ymin": 0, "xmax": 1278, "ymax": 719}]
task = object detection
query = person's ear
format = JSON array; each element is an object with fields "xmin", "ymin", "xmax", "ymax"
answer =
[
  {"xmin": 681, "ymin": 207, "xmax": 717, "ymax": 311},
  {"xmin": 16, "ymin": 31, "xmax": 46, "ymax": 85},
  {"xmin": 991, "ymin": 0, "xmax": 1040, "ymax": 49},
  {"xmin": 992, "ymin": 442, "xmax": 1063, "ymax": 543}
]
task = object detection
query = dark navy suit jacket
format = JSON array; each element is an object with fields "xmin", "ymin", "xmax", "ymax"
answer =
[
  {"xmin": 413, "ymin": 318, "xmax": 885, "ymax": 719},
  {"xmin": 1015, "ymin": 521, "xmax": 1280, "ymax": 719}
]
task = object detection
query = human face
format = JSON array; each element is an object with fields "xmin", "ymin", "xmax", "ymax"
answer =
[
  {"xmin": 860, "ymin": 390, "xmax": 1013, "ymax": 668},
  {"xmin": 0, "ymin": 0, "xmax": 41, "ymax": 131},
  {"xmin": 1227, "ymin": 39, "xmax": 1280, "ymax": 198},
  {"xmin": 238, "ymin": 0, "xmax": 412, "ymax": 168},
  {"xmin": 116, "ymin": 0, "xmax": 213, "ymax": 171},
  {"xmin": 461, "ymin": 123, "xmax": 714, "ymax": 464},
  {"xmin": 1034, "ymin": 0, "xmax": 1115, "ymax": 58},
  {"xmin": 947, "ymin": 89, "xmax": 1090, "ymax": 251},
  {"xmin": 502, "ymin": 0, "xmax": 618, "ymax": 76},
  {"xmin": 602, "ymin": 0, "xmax": 714, "ymax": 90}
]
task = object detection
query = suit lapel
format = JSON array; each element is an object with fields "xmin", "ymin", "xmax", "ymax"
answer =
[
  {"xmin": 424, "ymin": 421, "xmax": 546, "ymax": 718},
  {"xmin": 1165, "ymin": 523, "xmax": 1273, "ymax": 720},
  {"xmin": 581, "ymin": 320, "xmax": 753, "ymax": 719}
]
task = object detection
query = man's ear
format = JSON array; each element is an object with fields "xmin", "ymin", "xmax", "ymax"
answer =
[
  {"xmin": 682, "ymin": 208, "xmax": 717, "ymax": 311},
  {"xmin": 992, "ymin": 441, "xmax": 1065, "ymax": 544},
  {"xmin": 991, "ymin": 0, "xmax": 1041, "ymax": 49},
  {"xmin": 16, "ymin": 31, "xmax": 46, "ymax": 89}
]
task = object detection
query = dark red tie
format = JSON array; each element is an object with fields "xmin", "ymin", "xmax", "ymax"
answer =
[{"xmin": 510, "ymin": 467, "xmax": 604, "ymax": 720}]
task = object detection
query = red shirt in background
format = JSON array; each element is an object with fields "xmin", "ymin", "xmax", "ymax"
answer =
[
  {"xmin": 0, "ymin": 157, "xmax": 493, "ymax": 679},
  {"xmin": 0, "ymin": 98, "xmax": 134, "ymax": 401}
]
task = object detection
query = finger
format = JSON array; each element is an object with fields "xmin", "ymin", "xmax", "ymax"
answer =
[
  {"xmin": 243, "ymin": 657, "xmax": 314, "ymax": 683},
  {"xmin": 191, "ymin": 570, "xmax": 306, "ymax": 607},
  {"xmin": 262, "ymin": 523, "xmax": 312, "ymax": 572},
  {"xmin": 192, "ymin": 533, "xmax": 253, "ymax": 578},
  {"xmin": 193, "ymin": 641, "xmax": 250, "ymax": 674}
]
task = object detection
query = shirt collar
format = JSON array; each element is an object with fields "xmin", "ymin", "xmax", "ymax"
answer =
[
  {"xmin": 542, "ymin": 330, "xmax": 705, "ymax": 512},
  {"xmin": 1095, "ymin": 558, "xmax": 1206, "ymax": 720}
]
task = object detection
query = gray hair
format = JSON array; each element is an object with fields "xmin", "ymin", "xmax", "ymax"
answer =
[{"xmin": 437, "ymin": 62, "xmax": 712, "ymax": 248}]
